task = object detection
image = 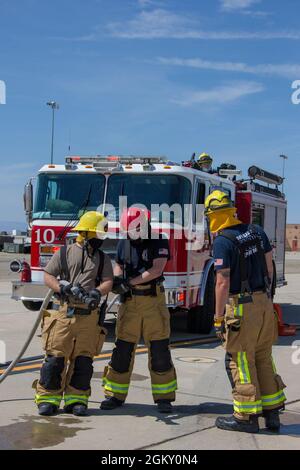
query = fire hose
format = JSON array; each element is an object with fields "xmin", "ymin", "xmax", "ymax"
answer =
[
  {"xmin": 0, "ymin": 290, "xmax": 120, "ymax": 384},
  {"xmin": 0, "ymin": 289, "xmax": 53, "ymax": 385}
]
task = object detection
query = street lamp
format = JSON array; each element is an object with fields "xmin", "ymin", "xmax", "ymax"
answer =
[
  {"xmin": 46, "ymin": 101, "xmax": 59, "ymax": 164},
  {"xmin": 279, "ymin": 154, "xmax": 288, "ymax": 192}
]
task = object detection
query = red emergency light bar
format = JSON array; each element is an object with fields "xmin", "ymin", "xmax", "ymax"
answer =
[{"xmin": 65, "ymin": 155, "xmax": 168, "ymax": 165}]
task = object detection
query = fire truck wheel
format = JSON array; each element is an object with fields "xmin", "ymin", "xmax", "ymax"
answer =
[
  {"xmin": 187, "ymin": 269, "xmax": 215, "ymax": 334},
  {"xmin": 22, "ymin": 300, "xmax": 43, "ymax": 311}
]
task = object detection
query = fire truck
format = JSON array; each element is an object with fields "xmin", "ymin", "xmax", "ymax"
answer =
[{"xmin": 10, "ymin": 155, "xmax": 287, "ymax": 334}]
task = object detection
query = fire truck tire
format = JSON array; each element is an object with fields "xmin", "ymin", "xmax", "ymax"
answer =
[
  {"xmin": 22, "ymin": 301, "xmax": 43, "ymax": 311},
  {"xmin": 187, "ymin": 269, "xmax": 215, "ymax": 334}
]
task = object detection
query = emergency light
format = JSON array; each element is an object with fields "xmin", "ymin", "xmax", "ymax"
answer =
[{"xmin": 218, "ymin": 169, "xmax": 242, "ymax": 177}]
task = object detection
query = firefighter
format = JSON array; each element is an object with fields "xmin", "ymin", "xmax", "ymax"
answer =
[
  {"xmin": 101, "ymin": 207, "xmax": 177, "ymax": 413},
  {"xmin": 197, "ymin": 153, "xmax": 213, "ymax": 173},
  {"xmin": 34, "ymin": 211, "xmax": 113, "ymax": 416},
  {"xmin": 205, "ymin": 190, "xmax": 286, "ymax": 433}
]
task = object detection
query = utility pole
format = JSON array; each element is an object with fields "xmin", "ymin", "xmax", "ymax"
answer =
[
  {"xmin": 46, "ymin": 101, "xmax": 59, "ymax": 164},
  {"xmin": 279, "ymin": 154, "xmax": 288, "ymax": 192}
]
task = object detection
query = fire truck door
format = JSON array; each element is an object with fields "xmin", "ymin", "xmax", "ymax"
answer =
[
  {"xmin": 275, "ymin": 206, "xmax": 286, "ymax": 284},
  {"xmin": 188, "ymin": 178, "xmax": 210, "ymax": 306},
  {"xmin": 263, "ymin": 204, "xmax": 276, "ymax": 246},
  {"xmin": 193, "ymin": 178, "xmax": 207, "ymax": 246}
]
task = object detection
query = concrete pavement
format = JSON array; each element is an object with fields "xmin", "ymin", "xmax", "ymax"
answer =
[{"xmin": 0, "ymin": 253, "xmax": 299, "ymax": 450}]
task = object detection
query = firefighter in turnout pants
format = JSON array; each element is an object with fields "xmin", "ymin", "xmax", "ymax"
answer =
[
  {"xmin": 34, "ymin": 212, "xmax": 113, "ymax": 416},
  {"xmin": 205, "ymin": 190, "xmax": 286, "ymax": 433},
  {"xmin": 101, "ymin": 207, "xmax": 177, "ymax": 413}
]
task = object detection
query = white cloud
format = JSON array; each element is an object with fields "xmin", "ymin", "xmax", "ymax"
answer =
[
  {"xmin": 220, "ymin": 0, "xmax": 261, "ymax": 10},
  {"xmin": 106, "ymin": 9, "xmax": 300, "ymax": 40},
  {"xmin": 107, "ymin": 9, "xmax": 188, "ymax": 39},
  {"xmin": 137, "ymin": 0, "xmax": 157, "ymax": 6},
  {"xmin": 173, "ymin": 81, "xmax": 264, "ymax": 106},
  {"xmin": 157, "ymin": 57, "xmax": 300, "ymax": 78}
]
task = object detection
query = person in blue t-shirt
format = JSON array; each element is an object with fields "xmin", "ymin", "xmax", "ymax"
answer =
[{"xmin": 204, "ymin": 190, "xmax": 286, "ymax": 434}]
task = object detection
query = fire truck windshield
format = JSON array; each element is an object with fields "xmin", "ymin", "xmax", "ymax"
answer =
[
  {"xmin": 106, "ymin": 174, "xmax": 191, "ymax": 223},
  {"xmin": 33, "ymin": 173, "xmax": 105, "ymax": 220}
]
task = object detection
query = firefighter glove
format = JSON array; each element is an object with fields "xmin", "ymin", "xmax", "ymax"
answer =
[
  {"xmin": 112, "ymin": 276, "xmax": 131, "ymax": 295},
  {"xmin": 59, "ymin": 281, "xmax": 73, "ymax": 301},
  {"xmin": 89, "ymin": 288, "xmax": 102, "ymax": 307},
  {"xmin": 214, "ymin": 319, "xmax": 226, "ymax": 342}
]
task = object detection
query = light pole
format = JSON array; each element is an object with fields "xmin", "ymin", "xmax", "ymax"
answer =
[
  {"xmin": 279, "ymin": 154, "xmax": 288, "ymax": 192},
  {"xmin": 46, "ymin": 101, "xmax": 59, "ymax": 164}
]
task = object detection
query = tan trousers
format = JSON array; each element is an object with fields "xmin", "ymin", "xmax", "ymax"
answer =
[
  {"xmin": 34, "ymin": 303, "xmax": 106, "ymax": 408},
  {"xmin": 103, "ymin": 287, "xmax": 177, "ymax": 402},
  {"xmin": 224, "ymin": 291, "xmax": 286, "ymax": 419}
]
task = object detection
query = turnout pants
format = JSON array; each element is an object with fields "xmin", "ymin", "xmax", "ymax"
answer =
[
  {"xmin": 103, "ymin": 287, "xmax": 177, "ymax": 402},
  {"xmin": 34, "ymin": 303, "xmax": 106, "ymax": 408},
  {"xmin": 224, "ymin": 291, "xmax": 286, "ymax": 420}
]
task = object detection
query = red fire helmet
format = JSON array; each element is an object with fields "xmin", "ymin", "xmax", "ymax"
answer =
[{"xmin": 120, "ymin": 207, "xmax": 151, "ymax": 234}]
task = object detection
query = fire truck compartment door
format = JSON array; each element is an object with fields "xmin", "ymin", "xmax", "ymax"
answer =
[
  {"xmin": 264, "ymin": 205, "xmax": 276, "ymax": 243},
  {"xmin": 275, "ymin": 206, "xmax": 286, "ymax": 282}
]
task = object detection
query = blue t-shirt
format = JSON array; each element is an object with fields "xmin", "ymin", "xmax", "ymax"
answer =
[{"xmin": 213, "ymin": 224, "xmax": 272, "ymax": 295}]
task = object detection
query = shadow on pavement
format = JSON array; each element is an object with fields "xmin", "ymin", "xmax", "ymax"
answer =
[
  {"xmin": 197, "ymin": 402, "xmax": 232, "ymax": 415},
  {"xmin": 87, "ymin": 402, "xmax": 205, "ymax": 425}
]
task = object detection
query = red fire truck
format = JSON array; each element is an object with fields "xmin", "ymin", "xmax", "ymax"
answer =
[{"xmin": 11, "ymin": 155, "xmax": 287, "ymax": 334}]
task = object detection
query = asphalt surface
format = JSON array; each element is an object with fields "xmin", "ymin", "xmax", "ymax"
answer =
[{"xmin": 0, "ymin": 251, "xmax": 299, "ymax": 450}]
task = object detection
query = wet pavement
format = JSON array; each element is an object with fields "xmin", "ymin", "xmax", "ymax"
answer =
[{"xmin": 0, "ymin": 252, "xmax": 299, "ymax": 450}]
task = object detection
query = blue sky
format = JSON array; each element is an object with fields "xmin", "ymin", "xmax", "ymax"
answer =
[{"xmin": 0, "ymin": 0, "xmax": 300, "ymax": 223}]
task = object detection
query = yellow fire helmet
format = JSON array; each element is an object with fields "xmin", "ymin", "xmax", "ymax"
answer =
[
  {"xmin": 198, "ymin": 153, "xmax": 213, "ymax": 165},
  {"xmin": 204, "ymin": 190, "xmax": 233, "ymax": 215},
  {"xmin": 71, "ymin": 211, "xmax": 108, "ymax": 237}
]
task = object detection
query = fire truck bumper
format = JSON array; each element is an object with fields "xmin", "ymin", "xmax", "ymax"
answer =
[
  {"xmin": 165, "ymin": 288, "xmax": 186, "ymax": 308},
  {"xmin": 11, "ymin": 281, "xmax": 49, "ymax": 302}
]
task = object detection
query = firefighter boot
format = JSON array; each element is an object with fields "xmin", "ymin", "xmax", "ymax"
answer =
[
  {"xmin": 157, "ymin": 399, "xmax": 173, "ymax": 414},
  {"xmin": 263, "ymin": 409, "xmax": 280, "ymax": 432},
  {"xmin": 38, "ymin": 403, "xmax": 58, "ymax": 416},
  {"xmin": 216, "ymin": 415, "xmax": 259, "ymax": 433},
  {"xmin": 64, "ymin": 403, "xmax": 88, "ymax": 416},
  {"xmin": 100, "ymin": 397, "xmax": 124, "ymax": 410}
]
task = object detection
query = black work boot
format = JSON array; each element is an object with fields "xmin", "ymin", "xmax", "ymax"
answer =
[
  {"xmin": 263, "ymin": 409, "xmax": 281, "ymax": 432},
  {"xmin": 64, "ymin": 403, "xmax": 88, "ymax": 416},
  {"xmin": 100, "ymin": 397, "xmax": 124, "ymax": 410},
  {"xmin": 216, "ymin": 415, "xmax": 259, "ymax": 433},
  {"xmin": 156, "ymin": 399, "xmax": 173, "ymax": 414},
  {"xmin": 38, "ymin": 403, "xmax": 58, "ymax": 416}
]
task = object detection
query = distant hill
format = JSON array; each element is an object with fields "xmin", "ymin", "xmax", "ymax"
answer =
[{"xmin": 0, "ymin": 221, "xmax": 27, "ymax": 233}]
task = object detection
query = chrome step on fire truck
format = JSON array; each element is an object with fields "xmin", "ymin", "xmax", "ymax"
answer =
[{"xmin": 11, "ymin": 155, "xmax": 287, "ymax": 334}]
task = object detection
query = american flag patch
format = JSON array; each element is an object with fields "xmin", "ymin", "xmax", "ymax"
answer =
[
  {"xmin": 214, "ymin": 259, "xmax": 224, "ymax": 266},
  {"xmin": 159, "ymin": 248, "xmax": 169, "ymax": 255}
]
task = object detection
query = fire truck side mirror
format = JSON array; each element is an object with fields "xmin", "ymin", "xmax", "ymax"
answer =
[{"xmin": 24, "ymin": 181, "xmax": 33, "ymax": 223}]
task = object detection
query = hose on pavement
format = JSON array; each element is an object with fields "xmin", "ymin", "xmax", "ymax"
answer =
[{"xmin": 0, "ymin": 289, "xmax": 53, "ymax": 384}]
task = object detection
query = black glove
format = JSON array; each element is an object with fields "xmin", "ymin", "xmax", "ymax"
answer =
[
  {"xmin": 70, "ymin": 284, "xmax": 88, "ymax": 303},
  {"xmin": 59, "ymin": 281, "xmax": 73, "ymax": 301},
  {"xmin": 88, "ymin": 288, "xmax": 102, "ymax": 307},
  {"xmin": 112, "ymin": 276, "xmax": 131, "ymax": 295}
]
